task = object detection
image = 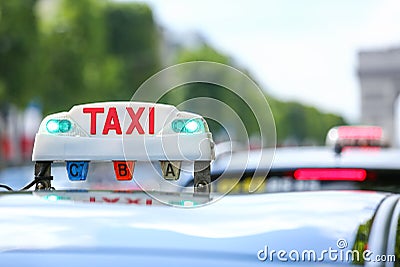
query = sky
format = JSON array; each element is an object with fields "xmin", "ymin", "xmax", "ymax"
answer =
[{"xmin": 131, "ymin": 0, "xmax": 400, "ymax": 122}]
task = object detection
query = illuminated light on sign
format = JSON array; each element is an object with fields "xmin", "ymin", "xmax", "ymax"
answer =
[
  {"xmin": 66, "ymin": 161, "xmax": 89, "ymax": 181},
  {"xmin": 46, "ymin": 120, "xmax": 60, "ymax": 133},
  {"xmin": 184, "ymin": 120, "xmax": 199, "ymax": 132},
  {"xmin": 338, "ymin": 126, "xmax": 382, "ymax": 140},
  {"xmin": 294, "ymin": 168, "xmax": 367, "ymax": 181},
  {"xmin": 46, "ymin": 119, "xmax": 72, "ymax": 134},
  {"xmin": 171, "ymin": 118, "xmax": 205, "ymax": 134},
  {"xmin": 113, "ymin": 161, "xmax": 135, "ymax": 181},
  {"xmin": 160, "ymin": 161, "xmax": 181, "ymax": 180}
]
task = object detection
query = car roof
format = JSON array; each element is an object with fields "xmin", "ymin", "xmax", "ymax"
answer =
[{"xmin": 0, "ymin": 190, "xmax": 386, "ymax": 266}]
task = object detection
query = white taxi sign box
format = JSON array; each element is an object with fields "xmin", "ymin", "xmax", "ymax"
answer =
[
  {"xmin": 33, "ymin": 102, "xmax": 214, "ymax": 161},
  {"xmin": 31, "ymin": 101, "xmax": 214, "ymax": 194}
]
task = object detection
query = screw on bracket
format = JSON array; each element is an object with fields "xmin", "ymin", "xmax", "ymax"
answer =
[{"xmin": 194, "ymin": 161, "xmax": 211, "ymax": 195}]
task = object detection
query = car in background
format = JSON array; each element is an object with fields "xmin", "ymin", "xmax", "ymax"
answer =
[
  {"xmin": 207, "ymin": 145, "xmax": 400, "ymax": 194},
  {"xmin": 206, "ymin": 125, "xmax": 400, "ymax": 195}
]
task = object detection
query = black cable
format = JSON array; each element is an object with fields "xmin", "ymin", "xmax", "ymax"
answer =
[
  {"xmin": 0, "ymin": 176, "xmax": 55, "ymax": 192},
  {"xmin": 0, "ymin": 180, "xmax": 35, "ymax": 191},
  {"xmin": 20, "ymin": 180, "xmax": 37, "ymax": 191},
  {"xmin": 0, "ymin": 184, "xmax": 13, "ymax": 191},
  {"xmin": 0, "ymin": 162, "xmax": 55, "ymax": 192}
]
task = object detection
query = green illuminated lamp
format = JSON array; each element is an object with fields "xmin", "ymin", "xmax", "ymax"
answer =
[
  {"xmin": 171, "ymin": 118, "xmax": 205, "ymax": 134},
  {"xmin": 46, "ymin": 119, "xmax": 72, "ymax": 134}
]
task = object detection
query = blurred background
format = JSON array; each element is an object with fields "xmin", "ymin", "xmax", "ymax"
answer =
[{"xmin": 1, "ymin": 0, "xmax": 399, "ymax": 168}]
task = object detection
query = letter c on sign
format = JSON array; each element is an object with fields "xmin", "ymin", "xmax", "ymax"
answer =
[
  {"xmin": 66, "ymin": 161, "xmax": 89, "ymax": 181},
  {"xmin": 70, "ymin": 163, "xmax": 79, "ymax": 177}
]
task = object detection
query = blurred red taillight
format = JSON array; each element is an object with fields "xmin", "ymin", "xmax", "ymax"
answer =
[{"xmin": 294, "ymin": 168, "xmax": 367, "ymax": 181}]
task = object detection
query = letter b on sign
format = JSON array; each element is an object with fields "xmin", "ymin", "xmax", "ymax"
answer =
[{"xmin": 113, "ymin": 161, "xmax": 134, "ymax": 181}]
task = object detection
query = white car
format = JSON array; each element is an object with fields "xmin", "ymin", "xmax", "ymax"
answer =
[{"xmin": 0, "ymin": 102, "xmax": 399, "ymax": 266}]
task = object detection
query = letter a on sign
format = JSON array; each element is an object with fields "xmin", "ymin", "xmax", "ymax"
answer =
[
  {"xmin": 113, "ymin": 161, "xmax": 135, "ymax": 181},
  {"xmin": 160, "ymin": 161, "xmax": 181, "ymax": 180}
]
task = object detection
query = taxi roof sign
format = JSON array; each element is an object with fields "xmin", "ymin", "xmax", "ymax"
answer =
[
  {"xmin": 337, "ymin": 126, "xmax": 382, "ymax": 140},
  {"xmin": 326, "ymin": 125, "xmax": 387, "ymax": 147},
  {"xmin": 31, "ymin": 101, "xmax": 214, "ymax": 194},
  {"xmin": 33, "ymin": 101, "xmax": 214, "ymax": 161}
]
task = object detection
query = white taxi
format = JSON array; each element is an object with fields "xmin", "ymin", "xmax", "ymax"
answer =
[{"xmin": 0, "ymin": 102, "xmax": 399, "ymax": 266}]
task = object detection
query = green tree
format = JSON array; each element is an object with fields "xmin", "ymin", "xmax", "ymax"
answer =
[
  {"xmin": 177, "ymin": 45, "xmax": 230, "ymax": 64},
  {"xmin": 104, "ymin": 2, "xmax": 160, "ymax": 99},
  {"xmin": 37, "ymin": 0, "xmax": 109, "ymax": 113},
  {"xmin": 269, "ymin": 98, "xmax": 346, "ymax": 145},
  {"xmin": 0, "ymin": 0, "xmax": 346, "ymax": 147},
  {"xmin": 163, "ymin": 45, "xmax": 258, "ymax": 140},
  {"xmin": 0, "ymin": 0, "xmax": 39, "ymax": 106},
  {"xmin": 36, "ymin": 0, "xmax": 161, "ymax": 114}
]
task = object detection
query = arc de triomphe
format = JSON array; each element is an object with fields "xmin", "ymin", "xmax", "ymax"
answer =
[{"xmin": 358, "ymin": 47, "xmax": 400, "ymax": 146}]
